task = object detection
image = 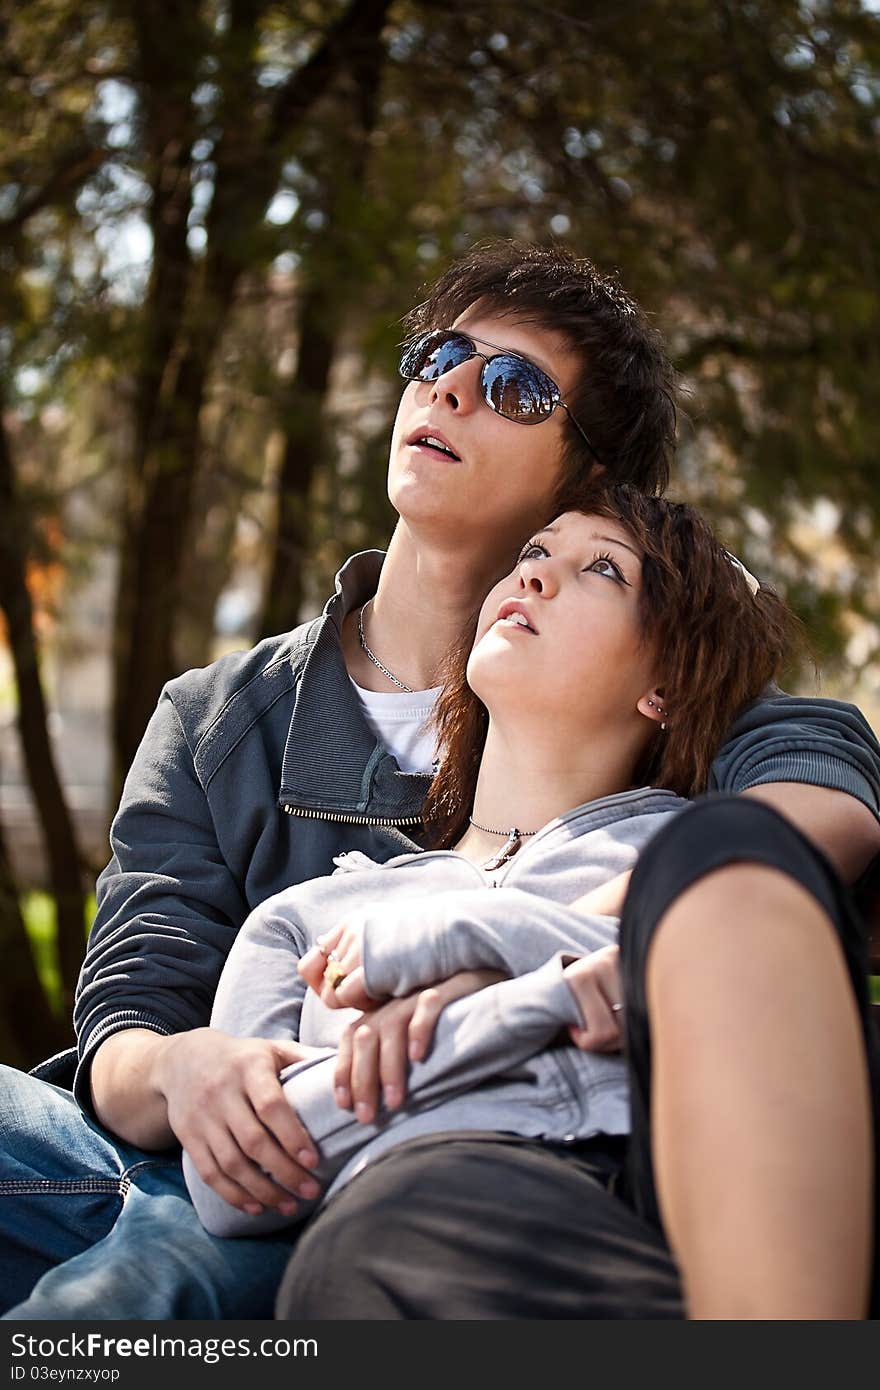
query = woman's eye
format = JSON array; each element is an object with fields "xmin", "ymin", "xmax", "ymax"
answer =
[
  {"xmin": 518, "ymin": 541, "xmax": 549, "ymax": 562},
  {"xmin": 585, "ymin": 556, "xmax": 626, "ymax": 582}
]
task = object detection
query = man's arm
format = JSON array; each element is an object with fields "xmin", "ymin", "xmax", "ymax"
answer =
[
  {"xmin": 80, "ymin": 689, "xmax": 321, "ymax": 1211},
  {"xmin": 709, "ymin": 692, "xmax": 880, "ymax": 883},
  {"xmin": 77, "ymin": 690, "xmax": 248, "ymax": 1122},
  {"xmin": 741, "ymin": 784, "xmax": 880, "ymax": 884}
]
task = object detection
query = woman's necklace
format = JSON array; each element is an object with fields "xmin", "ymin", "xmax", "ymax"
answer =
[
  {"xmin": 357, "ymin": 599, "xmax": 415, "ymax": 693},
  {"xmin": 468, "ymin": 816, "xmax": 540, "ymax": 873}
]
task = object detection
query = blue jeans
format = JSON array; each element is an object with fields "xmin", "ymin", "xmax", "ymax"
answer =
[{"xmin": 0, "ymin": 1067, "xmax": 299, "ymax": 1320}]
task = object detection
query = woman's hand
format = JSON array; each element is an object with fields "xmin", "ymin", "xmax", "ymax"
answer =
[
  {"xmin": 332, "ymin": 969, "xmax": 505, "ymax": 1123},
  {"xmin": 299, "ymin": 919, "xmax": 373, "ymax": 1010},
  {"xmin": 563, "ymin": 945, "xmax": 624, "ymax": 1053}
]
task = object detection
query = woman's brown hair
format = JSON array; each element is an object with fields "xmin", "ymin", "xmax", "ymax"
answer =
[{"xmin": 424, "ymin": 481, "xmax": 803, "ymax": 848}]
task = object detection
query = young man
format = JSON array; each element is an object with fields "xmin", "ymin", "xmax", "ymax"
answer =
[{"xmin": 2, "ymin": 242, "xmax": 878, "ymax": 1320}]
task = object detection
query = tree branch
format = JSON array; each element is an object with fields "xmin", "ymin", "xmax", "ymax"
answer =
[{"xmin": 0, "ymin": 146, "xmax": 108, "ymax": 239}]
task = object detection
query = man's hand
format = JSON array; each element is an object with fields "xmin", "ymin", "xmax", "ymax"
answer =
[
  {"xmin": 563, "ymin": 945, "xmax": 624, "ymax": 1053},
  {"xmin": 155, "ymin": 1029, "xmax": 326, "ymax": 1215},
  {"xmin": 332, "ymin": 970, "xmax": 505, "ymax": 1123},
  {"xmin": 91, "ymin": 1026, "xmax": 324, "ymax": 1216}
]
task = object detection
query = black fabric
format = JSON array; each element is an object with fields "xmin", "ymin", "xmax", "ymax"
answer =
[{"xmin": 276, "ymin": 1133, "xmax": 684, "ymax": 1320}]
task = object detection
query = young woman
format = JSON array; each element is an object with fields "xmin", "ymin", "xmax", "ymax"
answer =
[{"xmin": 183, "ymin": 483, "xmax": 876, "ymax": 1316}]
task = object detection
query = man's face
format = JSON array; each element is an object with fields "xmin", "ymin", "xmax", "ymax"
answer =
[{"xmin": 387, "ymin": 308, "xmax": 586, "ymax": 558}]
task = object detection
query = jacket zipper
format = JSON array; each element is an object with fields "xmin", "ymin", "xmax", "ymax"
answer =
[
  {"xmin": 310, "ymin": 786, "xmax": 680, "ymax": 877},
  {"xmin": 281, "ymin": 804, "xmax": 423, "ymax": 829}
]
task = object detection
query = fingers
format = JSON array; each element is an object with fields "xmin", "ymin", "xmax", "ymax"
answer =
[
  {"xmin": 185, "ymin": 1097, "xmax": 321, "ymax": 1216},
  {"xmin": 330, "ymin": 966, "xmax": 372, "ymax": 1011},
  {"xmin": 304, "ymin": 922, "xmax": 370, "ymax": 1008},
  {"xmin": 334, "ymin": 999, "xmax": 414, "ymax": 1122},
  {"xmin": 407, "ymin": 985, "xmax": 446, "ymax": 1063},
  {"xmin": 167, "ymin": 1034, "xmax": 323, "ymax": 1215},
  {"xmin": 185, "ymin": 1136, "xmax": 288, "ymax": 1218},
  {"xmin": 315, "ymin": 923, "xmax": 358, "ymax": 979},
  {"xmin": 333, "ymin": 1025, "xmax": 354, "ymax": 1111},
  {"xmin": 376, "ymin": 1009, "xmax": 410, "ymax": 1112},
  {"xmin": 564, "ymin": 948, "xmax": 624, "ymax": 1054},
  {"xmin": 349, "ymin": 1022, "xmax": 381, "ymax": 1122},
  {"xmin": 298, "ymin": 944, "xmax": 330, "ymax": 990},
  {"xmin": 332, "ymin": 970, "xmax": 504, "ymax": 1121},
  {"xmin": 252, "ymin": 1065, "xmax": 320, "ymax": 1174},
  {"xmin": 409, "ymin": 969, "xmax": 504, "ymax": 1060},
  {"xmin": 314, "ymin": 924, "xmax": 343, "ymax": 956},
  {"xmin": 299, "ymin": 922, "xmax": 347, "ymax": 991}
]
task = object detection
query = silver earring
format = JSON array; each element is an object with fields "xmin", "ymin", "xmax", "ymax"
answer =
[{"xmin": 661, "ymin": 721, "xmax": 667, "ymax": 731}]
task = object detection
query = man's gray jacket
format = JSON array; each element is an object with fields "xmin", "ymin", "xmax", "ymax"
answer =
[{"xmin": 55, "ymin": 550, "xmax": 880, "ymax": 1112}]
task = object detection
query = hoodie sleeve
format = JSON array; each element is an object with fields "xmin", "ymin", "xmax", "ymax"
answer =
[{"xmin": 362, "ymin": 886, "xmax": 618, "ymax": 1000}]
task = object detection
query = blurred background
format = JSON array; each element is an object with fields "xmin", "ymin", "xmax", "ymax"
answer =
[{"xmin": 1, "ymin": 0, "xmax": 879, "ymax": 1067}]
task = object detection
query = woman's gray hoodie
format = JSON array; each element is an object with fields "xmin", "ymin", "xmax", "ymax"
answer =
[{"xmin": 183, "ymin": 786, "xmax": 685, "ymax": 1237}]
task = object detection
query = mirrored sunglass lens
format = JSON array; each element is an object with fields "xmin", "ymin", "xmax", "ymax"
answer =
[
  {"xmin": 483, "ymin": 356, "xmax": 556, "ymax": 421},
  {"xmin": 400, "ymin": 332, "xmax": 472, "ymax": 381}
]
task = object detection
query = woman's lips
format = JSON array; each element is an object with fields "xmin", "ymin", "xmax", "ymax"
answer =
[{"xmin": 494, "ymin": 600, "xmax": 538, "ymax": 634}]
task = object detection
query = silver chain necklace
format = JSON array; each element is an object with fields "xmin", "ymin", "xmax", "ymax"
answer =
[
  {"xmin": 357, "ymin": 599, "xmax": 415, "ymax": 693},
  {"xmin": 467, "ymin": 817, "xmax": 539, "ymax": 872}
]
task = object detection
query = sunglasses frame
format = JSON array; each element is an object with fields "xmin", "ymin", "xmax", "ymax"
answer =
[{"xmin": 398, "ymin": 328, "xmax": 603, "ymax": 466}]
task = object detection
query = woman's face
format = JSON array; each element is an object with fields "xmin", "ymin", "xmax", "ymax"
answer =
[{"xmin": 467, "ymin": 510, "xmax": 661, "ymax": 733}]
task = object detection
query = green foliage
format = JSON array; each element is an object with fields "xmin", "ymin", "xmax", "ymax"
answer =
[
  {"xmin": 2, "ymin": 0, "xmax": 880, "ymax": 664},
  {"xmin": 20, "ymin": 890, "xmax": 96, "ymax": 1015}
]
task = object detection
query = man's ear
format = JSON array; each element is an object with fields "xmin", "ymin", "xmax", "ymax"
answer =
[{"xmin": 637, "ymin": 688, "xmax": 667, "ymax": 726}]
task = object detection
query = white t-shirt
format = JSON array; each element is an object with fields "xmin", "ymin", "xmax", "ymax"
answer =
[{"xmin": 350, "ymin": 679, "xmax": 442, "ymax": 775}]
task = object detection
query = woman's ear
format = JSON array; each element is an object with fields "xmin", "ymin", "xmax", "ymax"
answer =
[{"xmin": 637, "ymin": 689, "xmax": 667, "ymax": 727}]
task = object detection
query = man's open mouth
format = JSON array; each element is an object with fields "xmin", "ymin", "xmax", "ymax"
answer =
[{"xmin": 409, "ymin": 433, "xmax": 461, "ymax": 461}]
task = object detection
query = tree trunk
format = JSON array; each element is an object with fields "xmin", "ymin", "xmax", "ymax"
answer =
[
  {"xmin": 0, "ymin": 399, "xmax": 86, "ymax": 1023},
  {"xmin": 110, "ymin": 0, "xmax": 205, "ymax": 795},
  {"xmin": 111, "ymin": 0, "xmax": 395, "ymax": 790},
  {"xmin": 259, "ymin": 279, "xmax": 335, "ymax": 636},
  {"xmin": 260, "ymin": 0, "xmax": 391, "ymax": 635}
]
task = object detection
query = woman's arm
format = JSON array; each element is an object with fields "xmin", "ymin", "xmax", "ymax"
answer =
[{"xmin": 307, "ymin": 885, "xmax": 620, "ymax": 1010}]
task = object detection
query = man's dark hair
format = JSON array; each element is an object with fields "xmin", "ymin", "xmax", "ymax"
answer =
[{"xmin": 402, "ymin": 239, "xmax": 678, "ymax": 499}]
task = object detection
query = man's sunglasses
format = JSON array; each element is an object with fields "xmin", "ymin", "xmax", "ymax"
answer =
[{"xmin": 398, "ymin": 328, "xmax": 602, "ymax": 465}]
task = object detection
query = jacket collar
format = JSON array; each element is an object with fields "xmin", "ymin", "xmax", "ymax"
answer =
[{"xmin": 278, "ymin": 550, "xmax": 431, "ymax": 820}]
